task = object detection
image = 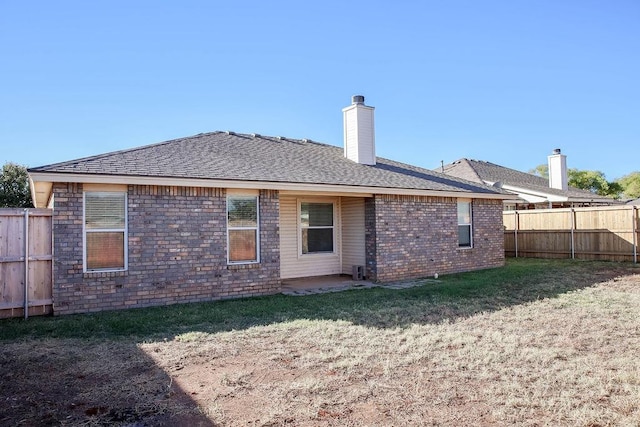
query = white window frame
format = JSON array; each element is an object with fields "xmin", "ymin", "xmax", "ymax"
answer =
[
  {"xmin": 457, "ymin": 199, "xmax": 473, "ymax": 248},
  {"xmin": 83, "ymin": 191, "xmax": 128, "ymax": 272},
  {"xmin": 298, "ymin": 199, "xmax": 336, "ymax": 256},
  {"xmin": 227, "ymin": 195, "xmax": 260, "ymax": 264}
]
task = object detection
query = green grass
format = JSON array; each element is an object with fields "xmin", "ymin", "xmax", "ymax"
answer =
[{"xmin": 1, "ymin": 258, "xmax": 635, "ymax": 341}]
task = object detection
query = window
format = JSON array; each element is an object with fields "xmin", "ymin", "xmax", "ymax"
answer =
[
  {"xmin": 84, "ymin": 192, "xmax": 127, "ymax": 271},
  {"xmin": 300, "ymin": 202, "xmax": 334, "ymax": 254},
  {"xmin": 457, "ymin": 200, "xmax": 472, "ymax": 248},
  {"xmin": 227, "ymin": 196, "xmax": 259, "ymax": 263}
]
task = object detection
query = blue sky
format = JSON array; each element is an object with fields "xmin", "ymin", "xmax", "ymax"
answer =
[{"xmin": 1, "ymin": 1, "xmax": 638, "ymax": 180}]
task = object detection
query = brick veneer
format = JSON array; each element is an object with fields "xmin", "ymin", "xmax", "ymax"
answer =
[
  {"xmin": 52, "ymin": 183, "xmax": 504, "ymax": 315},
  {"xmin": 52, "ymin": 183, "xmax": 280, "ymax": 315},
  {"xmin": 365, "ymin": 194, "xmax": 504, "ymax": 282}
]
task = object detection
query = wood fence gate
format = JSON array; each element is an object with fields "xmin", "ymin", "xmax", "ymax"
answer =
[{"xmin": 0, "ymin": 208, "xmax": 53, "ymax": 318}]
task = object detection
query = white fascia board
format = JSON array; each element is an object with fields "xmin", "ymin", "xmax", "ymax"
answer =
[
  {"xmin": 500, "ymin": 184, "xmax": 568, "ymax": 202},
  {"xmin": 565, "ymin": 197, "xmax": 621, "ymax": 204},
  {"xmin": 546, "ymin": 194, "xmax": 571, "ymax": 202},
  {"xmin": 28, "ymin": 172, "xmax": 515, "ymax": 201},
  {"xmin": 500, "ymin": 183, "xmax": 614, "ymax": 204}
]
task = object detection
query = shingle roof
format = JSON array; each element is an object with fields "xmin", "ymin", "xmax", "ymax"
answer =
[
  {"xmin": 29, "ymin": 132, "xmax": 504, "ymax": 195},
  {"xmin": 441, "ymin": 158, "xmax": 616, "ymax": 201}
]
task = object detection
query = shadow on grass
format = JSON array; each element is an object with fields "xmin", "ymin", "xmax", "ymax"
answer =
[
  {"xmin": 2, "ymin": 258, "xmax": 638, "ymax": 342},
  {"xmin": 0, "ymin": 339, "xmax": 218, "ymax": 426}
]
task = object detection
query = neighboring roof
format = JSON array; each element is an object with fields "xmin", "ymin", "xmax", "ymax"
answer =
[
  {"xmin": 440, "ymin": 158, "xmax": 617, "ymax": 203},
  {"xmin": 628, "ymin": 198, "xmax": 640, "ymax": 205},
  {"xmin": 29, "ymin": 131, "xmax": 507, "ymax": 198}
]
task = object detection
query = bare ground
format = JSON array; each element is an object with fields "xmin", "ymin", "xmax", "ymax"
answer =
[{"xmin": 1, "ymin": 264, "xmax": 639, "ymax": 426}]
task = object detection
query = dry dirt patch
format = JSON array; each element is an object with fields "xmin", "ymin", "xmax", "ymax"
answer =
[{"xmin": 141, "ymin": 276, "xmax": 640, "ymax": 426}]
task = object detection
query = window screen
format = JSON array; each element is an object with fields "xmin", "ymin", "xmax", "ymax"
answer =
[
  {"xmin": 301, "ymin": 202, "xmax": 334, "ymax": 254},
  {"xmin": 85, "ymin": 192, "xmax": 127, "ymax": 271},
  {"xmin": 457, "ymin": 200, "xmax": 472, "ymax": 248},
  {"xmin": 227, "ymin": 196, "xmax": 259, "ymax": 263}
]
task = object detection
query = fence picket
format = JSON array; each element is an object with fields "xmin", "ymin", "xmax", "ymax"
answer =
[
  {"xmin": 0, "ymin": 208, "xmax": 53, "ymax": 318},
  {"xmin": 504, "ymin": 205, "xmax": 639, "ymax": 263}
]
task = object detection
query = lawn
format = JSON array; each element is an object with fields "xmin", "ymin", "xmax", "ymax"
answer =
[{"xmin": 1, "ymin": 258, "xmax": 639, "ymax": 426}]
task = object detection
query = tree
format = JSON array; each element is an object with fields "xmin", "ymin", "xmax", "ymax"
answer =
[
  {"xmin": 529, "ymin": 164, "xmax": 548, "ymax": 178},
  {"xmin": 618, "ymin": 171, "xmax": 640, "ymax": 199},
  {"xmin": 528, "ymin": 164, "xmax": 621, "ymax": 198},
  {"xmin": 0, "ymin": 162, "xmax": 33, "ymax": 208},
  {"xmin": 567, "ymin": 169, "xmax": 622, "ymax": 198}
]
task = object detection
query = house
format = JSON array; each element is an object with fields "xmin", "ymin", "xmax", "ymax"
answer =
[
  {"xmin": 28, "ymin": 96, "xmax": 511, "ymax": 315},
  {"xmin": 439, "ymin": 150, "xmax": 620, "ymax": 210}
]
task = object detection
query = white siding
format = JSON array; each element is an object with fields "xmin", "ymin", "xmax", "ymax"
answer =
[
  {"xmin": 341, "ymin": 198, "xmax": 366, "ymax": 275},
  {"xmin": 280, "ymin": 195, "xmax": 342, "ymax": 279}
]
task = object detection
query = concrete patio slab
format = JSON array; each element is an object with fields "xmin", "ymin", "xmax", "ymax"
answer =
[{"xmin": 281, "ymin": 275, "xmax": 440, "ymax": 296}]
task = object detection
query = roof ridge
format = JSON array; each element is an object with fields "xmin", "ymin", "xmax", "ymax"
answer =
[
  {"xmin": 457, "ymin": 158, "xmax": 485, "ymax": 183},
  {"xmin": 27, "ymin": 130, "xmax": 343, "ymax": 172},
  {"xmin": 234, "ymin": 132, "xmax": 337, "ymax": 148}
]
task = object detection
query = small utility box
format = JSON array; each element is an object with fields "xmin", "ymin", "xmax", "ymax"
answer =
[{"xmin": 352, "ymin": 265, "xmax": 364, "ymax": 280}]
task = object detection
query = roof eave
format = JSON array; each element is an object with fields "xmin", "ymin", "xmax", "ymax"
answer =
[
  {"xmin": 29, "ymin": 176, "xmax": 53, "ymax": 208},
  {"xmin": 500, "ymin": 184, "xmax": 570, "ymax": 201},
  {"xmin": 29, "ymin": 172, "xmax": 515, "ymax": 204},
  {"xmin": 499, "ymin": 183, "xmax": 619, "ymax": 204}
]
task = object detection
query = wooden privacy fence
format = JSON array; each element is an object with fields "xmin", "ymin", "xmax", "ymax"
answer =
[
  {"xmin": 0, "ymin": 208, "xmax": 53, "ymax": 318},
  {"xmin": 504, "ymin": 205, "xmax": 639, "ymax": 263}
]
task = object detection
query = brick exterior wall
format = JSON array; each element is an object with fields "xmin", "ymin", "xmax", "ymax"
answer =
[
  {"xmin": 51, "ymin": 182, "xmax": 504, "ymax": 315},
  {"xmin": 364, "ymin": 197, "xmax": 378, "ymax": 280},
  {"xmin": 365, "ymin": 194, "xmax": 504, "ymax": 282},
  {"xmin": 52, "ymin": 183, "xmax": 280, "ymax": 315}
]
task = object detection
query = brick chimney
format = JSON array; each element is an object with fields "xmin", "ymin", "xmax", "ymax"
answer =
[
  {"xmin": 343, "ymin": 95, "xmax": 376, "ymax": 165},
  {"xmin": 548, "ymin": 148, "xmax": 568, "ymax": 190}
]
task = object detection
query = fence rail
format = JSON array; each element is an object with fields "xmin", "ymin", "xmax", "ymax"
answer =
[
  {"xmin": 0, "ymin": 208, "xmax": 53, "ymax": 318},
  {"xmin": 504, "ymin": 205, "xmax": 638, "ymax": 263}
]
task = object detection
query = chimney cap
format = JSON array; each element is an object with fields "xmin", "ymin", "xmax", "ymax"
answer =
[
  {"xmin": 552, "ymin": 148, "xmax": 562, "ymax": 154},
  {"xmin": 352, "ymin": 95, "xmax": 365, "ymax": 105}
]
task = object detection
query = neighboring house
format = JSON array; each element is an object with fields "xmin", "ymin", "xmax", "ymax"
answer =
[
  {"xmin": 439, "ymin": 150, "xmax": 619, "ymax": 210},
  {"xmin": 29, "ymin": 96, "xmax": 511, "ymax": 315},
  {"xmin": 628, "ymin": 198, "xmax": 640, "ymax": 205}
]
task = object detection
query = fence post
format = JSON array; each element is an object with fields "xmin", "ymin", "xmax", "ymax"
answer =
[
  {"xmin": 570, "ymin": 208, "xmax": 575, "ymax": 260},
  {"xmin": 633, "ymin": 206, "xmax": 637, "ymax": 264},
  {"xmin": 23, "ymin": 209, "xmax": 29, "ymax": 319},
  {"xmin": 514, "ymin": 211, "xmax": 519, "ymax": 258}
]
